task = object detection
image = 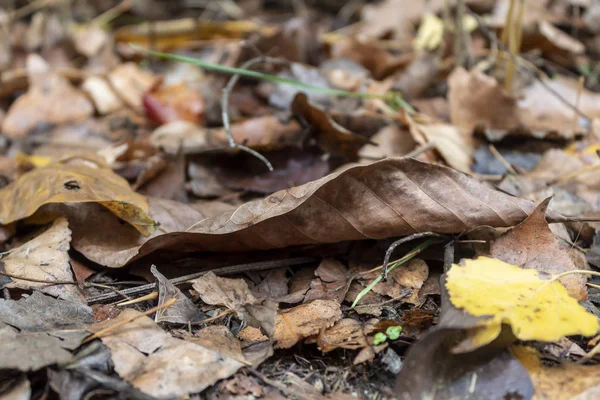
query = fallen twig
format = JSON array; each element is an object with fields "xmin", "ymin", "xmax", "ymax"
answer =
[
  {"xmin": 86, "ymin": 256, "xmax": 318, "ymax": 304},
  {"xmin": 221, "ymin": 56, "xmax": 288, "ymax": 171},
  {"xmin": 382, "ymin": 232, "xmax": 447, "ymax": 279}
]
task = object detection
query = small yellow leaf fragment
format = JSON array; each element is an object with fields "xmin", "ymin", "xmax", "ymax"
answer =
[{"xmin": 446, "ymin": 257, "xmax": 599, "ymax": 346}]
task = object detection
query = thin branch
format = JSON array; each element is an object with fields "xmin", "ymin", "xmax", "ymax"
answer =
[
  {"xmin": 0, "ymin": 270, "xmax": 78, "ymax": 285},
  {"xmin": 221, "ymin": 56, "xmax": 288, "ymax": 171},
  {"xmin": 86, "ymin": 256, "xmax": 318, "ymax": 304},
  {"xmin": 382, "ymin": 232, "xmax": 446, "ymax": 279}
]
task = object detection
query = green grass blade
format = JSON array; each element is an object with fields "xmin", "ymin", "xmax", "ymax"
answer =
[
  {"xmin": 130, "ymin": 44, "xmax": 414, "ymax": 108},
  {"xmin": 351, "ymin": 238, "xmax": 438, "ymax": 309}
]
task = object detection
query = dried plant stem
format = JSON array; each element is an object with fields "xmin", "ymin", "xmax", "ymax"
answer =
[
  {"xmin": 504, "ymin": 0, "xmax": 525, "ymax": 93},
  {"xmin": 117, "ymin": 291, "xmax": 158, "ymax": 306},
  {"xmin": 488, "ymin": 144, "xmax": 517, "ymax": 175},
  {"xmin": 222, "ymin": 56, "xmax": 287, "ymax": 171},
  {"xmin": 572, "ymin": 76, "xmax": 585, "ymax": 135},
  {"xmin": 577, "ymin": 341, "xmax": 600, "ymax": 364},
  {"xmin": 467, "ymin": 9, "xmax": 591, "ymax": 124},
  {"xmin": 86, "ymin": 256, "xmax": 318, "ymax": 304},
  {"xmin": 536, "ymin": 270, "xmax": 600, "ymax": 294},
  {"xmin": 0, "ymin": 270, "xmax": 78, "ymax": 285},
  {"xmin": 193, "ymin": 309, "xmax": 234, "ymax": 325},
  {"xmin": 91, "ymin": 0, "xmax": 132, "ymax": 27},
  {"xmin": 83, "ymin": 298, "xmax": 177, "ymax": 344},
  {"xmin": 405, "ymin": 141, "xmax": 436, "ymax": 159}
]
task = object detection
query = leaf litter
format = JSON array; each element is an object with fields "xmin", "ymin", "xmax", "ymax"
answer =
[{"xmin": 3, "ymin": 0, "xmax": 600, "ymax": 399}]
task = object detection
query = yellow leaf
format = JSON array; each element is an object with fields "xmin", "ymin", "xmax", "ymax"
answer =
[
  {"xmin": 446, "ymin": 257, "xmax": 599, "ymax": 348},
  {"xmin": 414, "ymin": 14, "xmax": 445, "ymax": 51},
  {"xmin": 511, "ymin": 345, "xmax": 600, "ymax": 400},
  {"xmin": 0, "ymin": 159, "xmax": 155, "ymax": 236},
  {"xmin": 414, "ymin": 14, "xmax": 477, "ymax": 51}
]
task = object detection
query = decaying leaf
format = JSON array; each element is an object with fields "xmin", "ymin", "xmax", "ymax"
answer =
[
  {"xmin": 150, "ymin": 116, "xmax": 303, "ymax": 155},
  {"xmin": 490, "ymin": 198, "xmax": 588, "ymax": 300},
  {"xmin": 1, "ymin": 218, "xmax": 80, "ymax": 301},
  {"xmin": 107, "ymin": 63, "xmax": 158, "ymax": 111},
  {"xmin": 192, "ymin": 325, "xmax": 247, "ymax": 364},
  {"xmin": 408, "ymin": 118, "xmax": 474, "ymax": 173},
  {"xmin": 511, "ymin": 345, "xmax": 600, "ymax": 400},
  {"xmin": 445, "ymin": 257, "xmax": 599, "ymax": 350},
  {"xmin": 396, "ymin": 328, "xmax": 535, "ymax": 400},
  {"xmin": 448, "ymin": 67, "xmax": 519, "ymax": 134},
  {"xmin": 192, "ymin": 272, "xmax": 257, "ymax": 311},
  {"xmin": 87, "ymin": 309, "xmax": 243, "ymax": 399},
  {"xmin": 151, "ymin": 265, "xmax": 205, "ymax": 324},
  {"xmin": 66, "ymin": 197, "xmax": 204, "ymax": 268},
  {"xmin": 0, "ymin": 323, "xmax": 75, "ymax": 371},
  {"xmin": 130, "ymin": 157, "xmax": 549, "ymax": 261},
  {"xmin": 291, "ymin": 92, "xmax": 372, "ymax": 157},
  {"xmin": 371, "ymin": 258, "xmax": 429, "ymax": 304},
  {"xmin": 304, "ymin": 259, "xmax": 351, "ymax": 303},
  {"xmin": 143, "ymin": 82, "xmax": 205, "ymax": 125},
  {"xmin": 0, "ymin": 159, "xmax": 155, "ymax": 236},
  {"xmin": 449, "ymin": 68, "xmax": 600, "ymax": 139},
  {"xmin": 1, "ymin": 71, "xmax": 93, "ymax": 138},
  {"xmin": 81, "ymin": 76, "xmax": 124, "ymax": 115},
  {"xmin": 274, "ymin": 299, "xmax": 342, "ymax": 349},
  {"xmin": 0, "ymin": 291, "xmax": 92, "ymax": 331}
]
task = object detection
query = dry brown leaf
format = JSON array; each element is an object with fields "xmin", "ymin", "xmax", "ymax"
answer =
[
  {"xmin": 372, "ymin": 259, "xmax": 429, "ymax": 304},
  {"xmin": 151, "ymin": 265, "xmax": 205, "ymax": 324},
  {"xmin": 330, "ymin": 38, "xmax": 411, "ymax": 79},
  {"xmin": 253, "ymin": 268, "xmax": 289, "ymax": 300},
  {"xmin": 408, "ymin": 118, "xmax": 473, "ymax": 173},
  {"xmin": 291, "ymin": 93, "xmax": 372, "ymax": 158},
  {"xmin": 62, "ymin": 197, "xmax": 204, "ymax": 268},
  {"xmin": 150, "ymin": 116, "xmax": 303, "ymax": 155},
  {"xmin": 2, "ymin": 71, "xmax": 93, "ymax": 138},
  {"xmin": 81, "ymin": 76, "xmax": 124, "ymax": 115},
  {"xmin": 489, "ymin": 198, "xmax": 588, "ymax": 300},
  {"xmin": 88, "ymin": 309, "xmax": 171, "ymax": 355},
  {"xmin": 316, "ymin": 318, "xmax": 371, "ymax": 352},
  {"xmin": 396, "ymin": 328, "xmax": 534, "ymax": 399},
  {"xmin": 304, "ymin": 259, "xmax": 351, "ymax": 303},
  {"xmin": 511, "ymin": 346, "xmax": 600, "ymax": 400},
  {"xmin": 358, "ymin": 125, "xmax": 417, "ymax": 161},
  {"xmin": 0, "ymin": 159, "xmax": 154, "ymax": 236},
  {"xmin": 0, "ymin": 291, "xmax": 92, "ymax": 331},
  {"xmin": 129, "ymin": 157, "xmax": 548, "ymax": 263},
  {"xmin": 192, "ymin": 272, "xmax": 257, "ymax": 310},
  {"xmin": 0, "ymin": 323, "xmax": 76, "ymax": 371},
  {"xmin": 2, "ymin": 218, "xmax": 81, "ymax": 301},
  {"xmin": 448, "ymin": 67, "xmax": 519, "ymax": 134},
  {"xmin": 72, "ymin": 26, "xmax": 108, "ymax": 58},
  {"xmin": 89, "ymin": 309, "xmax": 243, "ymax": 399},
  {"xmin": 274, "ymin": 299, "xmax": 342, "ymax": 349},
  {"xmin": 192, "ymin": 325, "xmax": 246, "ymax": 363},
  {"xmin": 449, "ymin": 68, "xmax": 600, "ymax": 139},
  {"xmin": 143, "ymin": 83, "xmax": 205, "ymax": 125},
  {"xmin": 316, "ymin": 259, "xmax": 350, "ymax": 283},
  {"xmin": 107, "ymin": 63, "xmax": 158, "ymax": 111},
  {"xmin": 517, "ymin": 77, "xmax": 600, "ymax": 138}
]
